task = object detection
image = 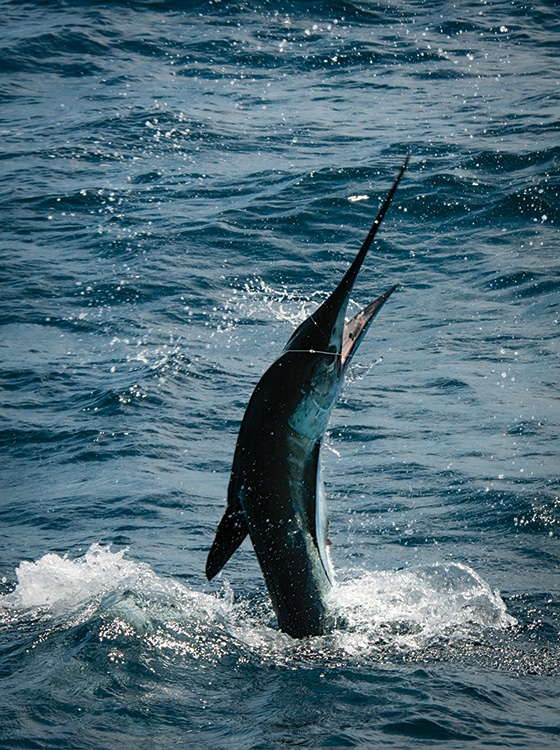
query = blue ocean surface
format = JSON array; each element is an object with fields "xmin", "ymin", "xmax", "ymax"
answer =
[{"xmin": 1, "ymin": 0, "xmax": 559, "ymax": 747}]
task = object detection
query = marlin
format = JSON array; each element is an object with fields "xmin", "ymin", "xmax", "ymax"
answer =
[{"xmin": 206, "ymin": 157, "xmax": 408, "ymax": 638}]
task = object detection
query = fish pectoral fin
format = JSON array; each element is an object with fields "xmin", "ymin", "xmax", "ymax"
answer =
[{"xmin": 205, "ymin": 507, "xmax": 249, "ymax": 581}]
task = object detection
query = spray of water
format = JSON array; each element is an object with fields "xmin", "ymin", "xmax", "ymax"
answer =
[{"xmin": 0, "ymin": 545, "xmax": 515, "ymax": 665}]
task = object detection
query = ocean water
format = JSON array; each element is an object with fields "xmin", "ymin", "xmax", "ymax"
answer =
[{"xmin": 1, "ymin": 0, "xmax": 559, "ymax": 747}]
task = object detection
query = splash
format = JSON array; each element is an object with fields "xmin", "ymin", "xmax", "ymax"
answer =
[
  {"xmin": 329, "ymin": 563, "xmax": 516, "ymax": 656},
  {"xmin": 0, "ymin": 543, "xmax": 228, "ymax": 636},
  {"xmin": 222, "ymin": 277, "xmax": 325, "ymax": 328},
  {"xmin": 0, "ymin": 545, "xmax": 515, "ymax": 666},
  {"xmin": 0, "ymin": 544, "xmax": 151, "ymax": 616}
]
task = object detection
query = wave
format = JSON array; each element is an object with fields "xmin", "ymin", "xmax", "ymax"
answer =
[{"xmin": 0, "ymin": 544, "xmax": 516, "ymax": 666}]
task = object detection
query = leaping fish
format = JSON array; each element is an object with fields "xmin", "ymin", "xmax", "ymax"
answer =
[{"xmin": 206, "ymin": 156, "xmax": 408, "ymax": 638}]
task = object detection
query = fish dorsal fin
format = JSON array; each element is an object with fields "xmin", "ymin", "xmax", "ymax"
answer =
[{"xmin": 205, "ymin": 495, "xmax": 249, "ymax": 581}]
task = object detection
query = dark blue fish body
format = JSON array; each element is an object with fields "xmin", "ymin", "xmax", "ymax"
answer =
[{"xmin": 207, "ymin": 158, "xmax": 408, "ymax": 637}]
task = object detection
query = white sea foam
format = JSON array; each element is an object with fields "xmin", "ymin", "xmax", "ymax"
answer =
[
  {"xmin": 0, "ymin": 544, "xmax": 148, "ymax": 614},
  {"xmin": 330, "ymin": 563, "xmax": 516, "ymax": 655},
  {"xmin": 0, "ymin": 545, "xmax": 515, "ymax": 662},
  {"xmin": 0, "ymin": 544, "xmax": 232, "ymax": 641}
]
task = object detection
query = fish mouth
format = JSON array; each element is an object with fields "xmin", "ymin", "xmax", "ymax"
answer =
[{"xmin": 340, "ymin": 283, "xmax": 399, "ymax": 369}]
